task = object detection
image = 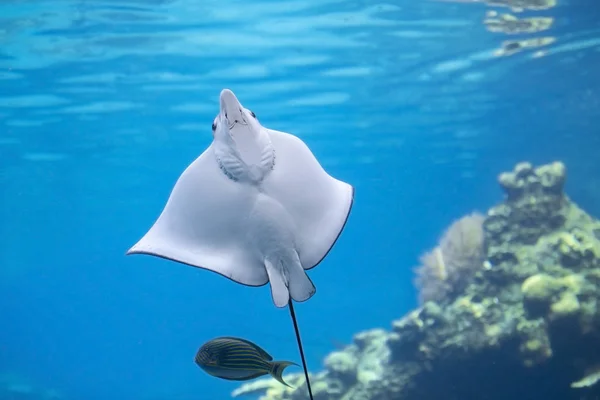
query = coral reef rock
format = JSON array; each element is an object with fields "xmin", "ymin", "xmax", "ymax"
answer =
[{"xmin": 232, "ymin": 161, "xmax": 600, "ymax": 400}]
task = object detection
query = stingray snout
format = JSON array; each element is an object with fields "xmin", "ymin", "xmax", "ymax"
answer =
[{"xmin": 220, "ymin": 88, "xmax": 247, "ymax": 127}]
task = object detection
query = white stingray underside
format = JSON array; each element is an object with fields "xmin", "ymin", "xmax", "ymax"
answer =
[{"xmin": 127, "ymin": 128, "xmax": 354, "ymax": 287}]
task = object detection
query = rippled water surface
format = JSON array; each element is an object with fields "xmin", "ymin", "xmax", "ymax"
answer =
[{"xmin": 1, "ymin": 0, "xmax": 599, "ymax": 399}]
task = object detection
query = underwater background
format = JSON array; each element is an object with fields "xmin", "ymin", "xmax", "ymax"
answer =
[{"xmin": 1, "ymin": 0, "xmax": 599, "ymax": 399}]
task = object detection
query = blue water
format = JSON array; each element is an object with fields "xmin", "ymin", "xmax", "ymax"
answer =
[{"xmin": 1, "ymin": 0, "xmax": 599, "ymax": 399}]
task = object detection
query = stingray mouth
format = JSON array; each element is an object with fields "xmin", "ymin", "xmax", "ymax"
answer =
[{"xmin": 225, "ymin": 112, "xmax": 248, "ymax": 129}]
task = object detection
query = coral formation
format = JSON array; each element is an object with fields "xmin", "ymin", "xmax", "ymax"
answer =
[
  {"xmin": 413, "ymin": 212, "xmax": 486, "ymax": 305},
  {"xmin": 231, "ymin": 161, "xmax": 600, "ymax": 400}
]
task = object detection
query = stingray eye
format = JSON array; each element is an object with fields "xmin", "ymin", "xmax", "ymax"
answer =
[
  {"xmin": 211, "ymin": 121, "xmax": 217, "ymax": 132},
  {"xmin": 249, "ymin": 110, "xmax": 256, "ymax": 118}
]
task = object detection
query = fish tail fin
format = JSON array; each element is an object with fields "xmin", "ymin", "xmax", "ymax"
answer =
[{"xmin": 269, "ymin": 360, "xmax": 299, "ymax": 388}]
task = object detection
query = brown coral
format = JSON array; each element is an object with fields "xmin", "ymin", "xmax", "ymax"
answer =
[{"xmin": 414, "ymin": 212, "xmax": 486, "ymax": 305}]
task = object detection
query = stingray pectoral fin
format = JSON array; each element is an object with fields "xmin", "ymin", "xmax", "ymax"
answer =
[
  {"xmin": 126, "ymin": 147, "xmax": 269, "ymax": 287},
  {"xmin": 265, "ymin": 259, "xmax": 290, "ymax": 308},
  {"xmin": 127, "ymin": 226, "xmax": 269, "ymax": 286},
  {"xmin": 264, "ymin": 129, "xmax": 354, "ymax": 270}
]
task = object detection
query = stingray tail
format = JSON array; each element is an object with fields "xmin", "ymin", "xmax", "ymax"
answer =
[
  {"xmin": 288, "ymin": 301, "xmax": 314, "ymax": 400},
  {"xmin": 269, "ymin": 360, "xmax": 298, "ymax": 388}
]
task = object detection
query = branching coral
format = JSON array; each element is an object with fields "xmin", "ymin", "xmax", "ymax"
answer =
[{"xmin": 414, "ymin": 212, "xmax": 486, "ymax": 305}]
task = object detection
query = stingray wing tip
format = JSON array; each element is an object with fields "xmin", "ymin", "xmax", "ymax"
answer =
[{"xmin": 125, "ymin": 239, "xmax": 148, "ymax": 256}]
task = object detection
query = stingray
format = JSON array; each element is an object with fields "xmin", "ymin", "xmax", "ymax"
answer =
[{"xmin": 126, "ymin": 89, "xmax": 354, "ymax": 399}]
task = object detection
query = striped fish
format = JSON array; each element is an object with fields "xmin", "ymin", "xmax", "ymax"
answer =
[{"xmin": 195, "ymin": 336, "xmax": 298, "ymax": 387}]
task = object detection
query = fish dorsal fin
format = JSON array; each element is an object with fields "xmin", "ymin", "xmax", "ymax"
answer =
[{"xmin": 222, "ymin": 336, "xmax": 273, "ymax": 361}]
